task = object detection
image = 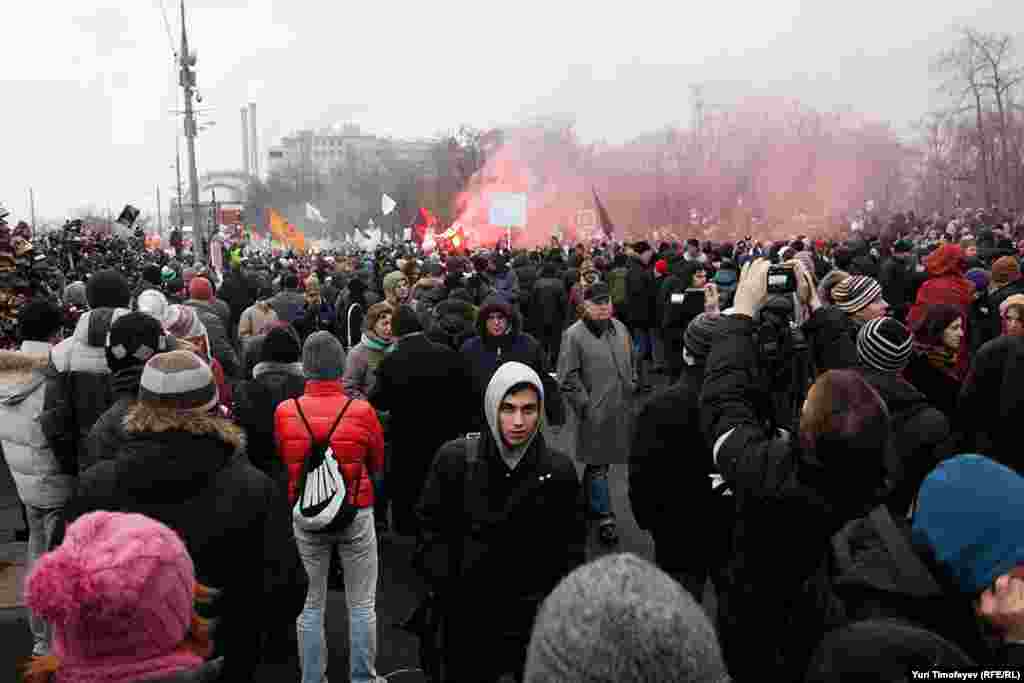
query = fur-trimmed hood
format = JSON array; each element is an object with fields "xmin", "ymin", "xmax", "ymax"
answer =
[{"xmin": 124, "ymin": 401, "xmax": 245, "ymax": 453}]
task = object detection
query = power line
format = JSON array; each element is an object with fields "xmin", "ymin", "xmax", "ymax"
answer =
[{"xmin": 157, "ymin": 0, "xmax": 177, "ymax": 59}]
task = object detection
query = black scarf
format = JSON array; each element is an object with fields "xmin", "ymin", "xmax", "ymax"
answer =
[{"xmin": 583, "ymin": 317, "xmax": 611, "ymax": 338}]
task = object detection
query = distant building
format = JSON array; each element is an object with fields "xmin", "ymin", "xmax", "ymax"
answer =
[{"xmin": 267, "ymin": 123, "xmax": 436, "ymax": 179}]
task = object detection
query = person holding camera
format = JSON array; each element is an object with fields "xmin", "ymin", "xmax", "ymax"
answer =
[{"xmin": 701, "ymin": 258, "xmax": 892, "ymax": 681}]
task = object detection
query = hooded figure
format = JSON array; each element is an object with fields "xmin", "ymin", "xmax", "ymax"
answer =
[
  {"xmin": 907, "ymin": 243, "xmax": 974, "ymax": 331},
  {"xmin": 415, "ymin": 361, "xmax": 585, "ymax": 683},
  {"xmin": 460, "ymin": 295, "xmax": 548, "ymax": 431}
]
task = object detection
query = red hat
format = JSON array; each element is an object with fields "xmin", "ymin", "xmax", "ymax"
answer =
[
  {"xmin": 655, "ymin": 259, "xmax": 668, "ymax": 275},
  {"xmin": 815, "ymin": 239, "xmax": 826, "ymax": 252},
  {"xmin": 188, "ymin": 277, "xmax": 213, "ymax": 301}
]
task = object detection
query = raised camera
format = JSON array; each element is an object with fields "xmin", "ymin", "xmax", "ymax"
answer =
[{"xmin": 766, "ymin": 265, "xmax": 798, "ymax": 295}]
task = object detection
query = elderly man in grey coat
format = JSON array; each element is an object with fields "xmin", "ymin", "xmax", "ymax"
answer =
[{"xmin": 557, "ymin": 281, "xmax": 634, "ymax": 546}]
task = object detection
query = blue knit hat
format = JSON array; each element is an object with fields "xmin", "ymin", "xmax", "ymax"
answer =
[{"xmin": 912, "ymin": 454, "xmax": 1024, "ymax": 595}]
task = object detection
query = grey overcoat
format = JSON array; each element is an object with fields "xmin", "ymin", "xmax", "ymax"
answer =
[{"xmin": 557, "ymin": 318, "xmax": 634, "ymax": 465}]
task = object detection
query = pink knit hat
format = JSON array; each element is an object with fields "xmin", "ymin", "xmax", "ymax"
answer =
[{"xmin": 25, "ymin": 511, "xmax": 201, "ymax": 678}]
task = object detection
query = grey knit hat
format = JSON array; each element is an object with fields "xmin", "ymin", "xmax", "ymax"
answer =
[
  {"xmin": 524, "ymin": 553, "xmax": 729, "ymax": 683},
  {"xmin": 138, "ymin": 350, "xmax": 218, "ymax": 412},
  {"xmin": 302, "ymin": 331, "xmax": 346, "ymax": 380}
]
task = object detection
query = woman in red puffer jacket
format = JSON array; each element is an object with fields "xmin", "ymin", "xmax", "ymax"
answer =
[{"xmin": 273, "ymin": 331, "xmax": 386, "ymax": 683}]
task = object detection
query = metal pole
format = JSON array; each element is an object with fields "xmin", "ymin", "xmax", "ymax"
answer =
[
  {"xmin": 241, "ymin": 106, "xmax": 251, "ymax": 177},
  {"xmin": 175, "ymin": 137, "xmax": 185, "ymax": 231},
  {"xmin": 156, "ymin": 185, "xmax": 163, "ymax": 236},
  {"xmin": 28, "ymin": 188, "xmax": 36, "ymax": 231},
  {"xmin": 180, "ymin": 0, "xmax": 204, "ymax": 263}
]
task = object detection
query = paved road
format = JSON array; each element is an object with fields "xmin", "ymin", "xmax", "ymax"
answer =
[{"xmin": 0, "ymin": 385, "xmax": 662, "ymax": 680}]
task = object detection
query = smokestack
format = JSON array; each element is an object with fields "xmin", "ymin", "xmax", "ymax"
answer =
[
  {"xmin": 248, "ymin": 102, "xmax": 259, "ymax": 178},
  {"xmin": 241, "ymin": 106, "xmax": 251, "ymax": 177}
]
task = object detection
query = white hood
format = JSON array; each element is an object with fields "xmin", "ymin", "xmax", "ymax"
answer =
[{"xmin": 484, "ymin": 361, "xmax": 545, "ymax": 464}]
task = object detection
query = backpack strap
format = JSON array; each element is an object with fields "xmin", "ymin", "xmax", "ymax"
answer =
[
  {"xmin": 294, "ymin": 397, "xmax": 354, "ymax": 443},
  {"xmin": 347, "ymin": 303, "xmax": 362, "ymax": 348}
]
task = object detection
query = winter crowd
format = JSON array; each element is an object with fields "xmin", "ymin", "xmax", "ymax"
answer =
[{"xmin": 3, "ymin": 207, "xmax": 1024, "ymax": 682}]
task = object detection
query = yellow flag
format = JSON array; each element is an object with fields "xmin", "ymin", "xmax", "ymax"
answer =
[{"xmin": 268, "ymin": 208, "xmax": 307, "ymax": 251}]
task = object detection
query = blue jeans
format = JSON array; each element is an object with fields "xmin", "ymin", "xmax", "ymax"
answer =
[
  {"xmin": 25, "ymin": 505, "xmax": 62, "ymax": 655},
  {"xmin": 583, "ymin": 465, "xmax": 613, "ymax": 521},
  {"xmin": 294, "ymin": 508, "xmax": 379, "ymax": 683},
  {"xmin": 632, "ymin": 329, "xmax": 652, "ymax": 359}
]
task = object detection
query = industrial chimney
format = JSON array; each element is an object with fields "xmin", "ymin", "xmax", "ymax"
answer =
[
  {"xmin": 241, "ymin": 106, "xmax": 251, "ymax": 177},
  {"xmin": 248, "ymin": 102, "xmax": 259, "ymax": 178}
]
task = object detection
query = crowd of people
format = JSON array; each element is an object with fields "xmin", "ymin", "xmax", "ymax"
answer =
[{"xmin": 3, "ymin": 205, "xmax": 1024, "ymax": 681}]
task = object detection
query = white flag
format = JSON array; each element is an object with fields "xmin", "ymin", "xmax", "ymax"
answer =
[
  {"xmin": 305, "ymin": 203, "xmax": 327, "ymax": 223},
  {"xmin": 382, "ymin": 194, "xmax": 396, "ymax": 216}
]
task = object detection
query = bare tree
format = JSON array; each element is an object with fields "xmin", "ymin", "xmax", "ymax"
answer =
[{"xmin": 934, "ymin": 28, "xmax": 994, "ymax": 206}]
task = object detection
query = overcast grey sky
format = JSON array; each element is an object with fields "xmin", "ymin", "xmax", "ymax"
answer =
[{"xmin": 3, "ymin": 0, "xmax": 1022, "ymax": 223}]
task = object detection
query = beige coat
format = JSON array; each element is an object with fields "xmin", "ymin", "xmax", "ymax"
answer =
[{"xmin": 237, "ymin": 301, "xmax": 279, "ymax": 340}]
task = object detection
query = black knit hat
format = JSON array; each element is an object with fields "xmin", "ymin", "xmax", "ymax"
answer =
[
  {"xmin": 105, "ymin": 312, "xmax": 169, "ymax": 374},
  {"xmin": 683, "ymin": 314, "xmax": 721, "ymax": 365},
  {"xmin": 261, "ymin": 325, "xmax": 301, "ymax": 364},
  {"xmin": 857, "ymin": 317, "xmax": 913, "ymax": 373},
  {"xmin": 87, "ymin": 269, "xmax": 132, "ymax": 309},
  {"xmin": 142, "ymin": 264, "xmax": 162, "ymax": 286}
]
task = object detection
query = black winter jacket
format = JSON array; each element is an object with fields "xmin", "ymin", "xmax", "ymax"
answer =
[
  {"xmin": 370, "ymin": 333, "xmax": 475, "ymax": 535},
  {"xmin": 904, "ymin": 352, "xmax": 961, "ymax": 424},
  {"xmin": 802, "ymin": 306, "xmax": 860, "ymax": 373},
  {"xmin": 958, "ymin": 334, "xmax": 1024, "ymax": 474},
  {"xmin": 628, "ymin": 365, "xmax": 710, "ymax": 533},
  {"xmin": 62, "ymin": 405, "xmax": 308, "ymax": 683},
  {"xmin": 857, "ymin": 369, "xmax": 953, "ymax": 516},
  {"xmin": 459, "ymin": 304, "xmax": 548, "ymax": 430},
  {"xmin": 414, "ymin": 433, "xmax": 584, "ymax": 606},
  {"xmin": 804, "ymin": 507, "xmax": 993, "ymax": 665},
  {"xmin": 232, "ymin": 361, "xmax": 307, "ymax": 490},
  {"xmin": 624, "ymin": 256, "xmax": 657, "ymax": 328},
  {"xmin": 701, "ymin": 314, "xmax": 882, "ymax": 680},
  {"xmin": 525, "ymin": 277, "xmax": 568, "ymax": 336},
  {"xmin": 879, "ymin": 255, "xmax": 923, "ymax": 323}
]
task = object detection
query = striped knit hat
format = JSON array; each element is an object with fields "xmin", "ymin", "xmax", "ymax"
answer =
[
  {"xmin": 857, "ymin": 317, "xmax": 913, "ymax": 373},
  {"xmin": 138, "ymin": 350, "xmax": 218, "ymax": 412},
  {"xmin": 832, "ymin": 275, "xmax": 883, "ymax": 315}
]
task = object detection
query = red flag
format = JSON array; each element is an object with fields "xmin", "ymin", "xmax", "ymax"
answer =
[{"xmin": 592, "ymin": 187, "xmax": 615, "ymax": 239}]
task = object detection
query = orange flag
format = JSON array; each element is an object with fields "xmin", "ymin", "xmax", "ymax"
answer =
[{"xmin": 268, "ymin": 208, "xmax": 307, "ymax": 251}]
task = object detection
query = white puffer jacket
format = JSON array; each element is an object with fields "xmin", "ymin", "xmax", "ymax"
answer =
[{"xmin": 0, "ymin": 342, "xmax": 74, "ymax": 508}]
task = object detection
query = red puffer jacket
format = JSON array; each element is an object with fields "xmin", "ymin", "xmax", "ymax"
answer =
[{"xmin": 274, "ymin": 380, "xmax": 385, "ymax": 506}]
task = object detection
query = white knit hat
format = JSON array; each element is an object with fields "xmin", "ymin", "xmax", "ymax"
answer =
[
  {"xmin": 136, "ymin": 289, "xmax": 169, "ymax": 324},
  {"xmin": 138, "ymin": 350, "xmax": 218, "ymax": 412}
]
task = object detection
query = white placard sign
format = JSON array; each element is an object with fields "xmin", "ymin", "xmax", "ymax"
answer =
[{"xmin": 489, "ymin": 193, "xmax": 527, "ymax": 228}]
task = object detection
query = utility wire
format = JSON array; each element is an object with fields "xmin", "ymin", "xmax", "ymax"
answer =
[{"xmin": 157, "ymin": 0, "xmax": 178, "ymax": 59}]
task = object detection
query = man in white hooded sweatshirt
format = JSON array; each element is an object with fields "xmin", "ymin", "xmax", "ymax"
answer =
[{"xmin": 415, "ymin": 361, "xmax": 585, "ymax": 683}]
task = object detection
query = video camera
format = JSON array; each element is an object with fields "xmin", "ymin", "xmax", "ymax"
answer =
[{"xmin": 755, "ymin": 294, "xmax": 813, "ymax": 431}]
